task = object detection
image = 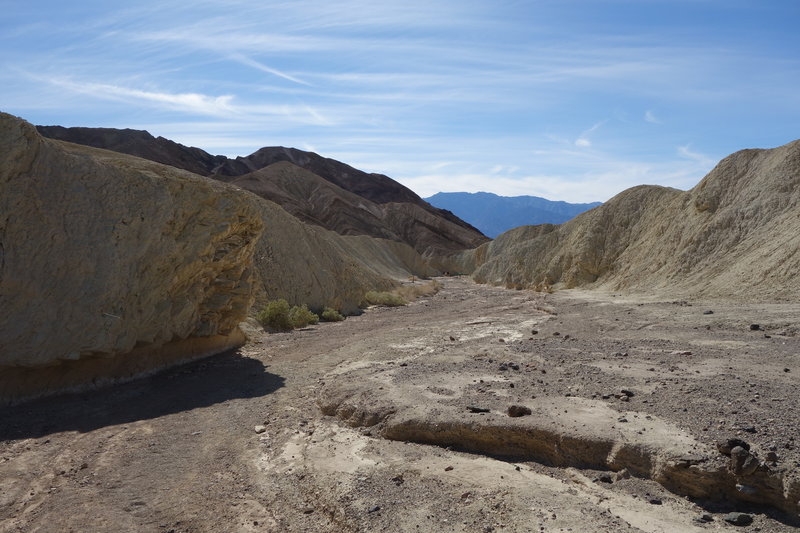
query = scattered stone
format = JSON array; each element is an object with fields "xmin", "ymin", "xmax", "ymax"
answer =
[
  {"xmin": 619, "ymin": 396, "xmax": 630, "ymax": 402},
  {"xmin": 648, "ymin": 498, "xmax": 662, "ymax": 505},
  {"xmin": 509, "ymin": 363, "xmax": 520, "ymax": 370},
  {"xmin": 749, "ymin": 324, "xmax": 761, "ymax": 330},
  {"xmin": 703, "ymin": 310, "xmax": 714, "ymax": 315},
  {"xmin": 399, "ymin": 362, "xmax": 407, "ymax": 367},
  {"xmin": 614, "ymin": 469, "xmax": 630, "ymax": 481},
  {"xmin": 620, "ymin": 389, "xmax": 634, "ymax": 397},
  {"xmin": 368, "ymin": 505, "xmax": 381, "ymax": 514},
  {"xmin": 302, "ymin": 508, "xmax": 314, "ymax": 514},
  {"xmin": 391, "ymin": 474, "xmax": 404, "ymax": 485},
  {"xmin": 729, "ymin": 446, "xmax": 759, "ymax": 476},
  {"xmin": 784, "ymin": 368, "xmax": 791, "ymax": 373},
  {"xmin": 596, "ymin": 473, "xmax": 613, "ymax": 484},
  {"xmin": 498, "ymin": 363, "xmax": 508, "ymax": 371},
  {"xmin": 254, "ymin": 425, "xmax": 267, "ymax": 434},
  {"xmin": 468, "ymin": 406, "xmax": 490, "ymax": 413},
  {"xmin": 765, "ymin": 451, "xmax": 779, "ymax": 463},
  {"xmin": 742, "ymin": 426, "xmax": 757, "ymax": 434},
  {"xmin": 671, "ymin": 350, "xmax": 693, "ymax": 356},
  {"xmin": 449, "ymin": 336, "xmax": 455, "ymax": 341},
  {"xmin": 444, "ymin": 466, "xmax": 454, "ymax": 472},
  {"xmin": 717, "ymin": 438, "xmax": 750, "ymax": 456},
  {"xmin": 696, "ymin": 514, "xmax": 714, "ymax": 523},
  {"xmin": 498, "ymin": 338, "xmax": 505, "ymax": 343},
  {"xmin": 507, "ymin": 405, "xmax": 532, "ymax": 417},
  {"xmin": 723, "ymin": 512, "xmax": 753, "ymax": 526},
  {"xmin": 531, "ymin": 329, "xmax": 538, "ymax": 335},
  {"xmin": 552, "ymin": 332, "xmax": 560, "ymax": 336}
]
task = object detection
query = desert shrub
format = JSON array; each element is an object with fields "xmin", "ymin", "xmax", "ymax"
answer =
[
  {"xmin": 320, "ymin": 307, "xmax": 345, "ymax": 322},
  {"xmin": 395, "ymin": 280, "xmax": 441, "ymax": 301},
  {"xmin": 257, "ymin": 299, "xmax": 292, "ymax": 331},
  {"xmin": 288, "ymin": 304, "xmax": 319, "ymax": 328},
  {"xmin": 364, "ymin": 290, "xmax": 407, "ymax": 307}
]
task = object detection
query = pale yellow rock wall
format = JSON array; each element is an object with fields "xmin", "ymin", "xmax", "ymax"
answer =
[{"xmin": 0, "ymin": 113, "xmax": 264, "ymax": 368}]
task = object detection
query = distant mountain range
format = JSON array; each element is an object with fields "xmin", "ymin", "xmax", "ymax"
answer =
[{"xmin": 425, "ymin": 192, "xmax": 601, "ymax": 238}]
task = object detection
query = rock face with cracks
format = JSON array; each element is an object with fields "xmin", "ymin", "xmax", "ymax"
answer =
[{"xmin": 0, "ymin": 113, "xmax": 264, "ymax": 401}]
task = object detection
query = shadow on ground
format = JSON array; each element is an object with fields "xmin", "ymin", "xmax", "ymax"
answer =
[{"xmin": 0, "ymin": 350, "xmax": 284, "ymax": 439}]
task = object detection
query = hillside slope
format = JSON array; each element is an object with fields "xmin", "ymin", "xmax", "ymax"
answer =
[
  {"xmin": 426, "ymin": 191, "xmax": 600, "ymax": 238},
  {"xmin": 1, "ymin": 113, "xmax": 432, "ymax": 402},
  {"xmin": 465, "ymin": 140, "xmax": 800, "ymax": 300},
  {"xmin": 36, "ymin": 126, "xmax": 487, "ymax": 256}
]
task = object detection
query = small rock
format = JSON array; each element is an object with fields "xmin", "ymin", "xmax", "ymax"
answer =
[
  {"xmin": 444, "ymin": 466, "xmax": 454, "ymax": 471},
  {"xmin": 717, "ymin": 438, "xmax": 750, "ymax": 456},
  {"xmin": 703, "ymin": 310, "xmax": 714, "ymax": 315},
  {"xmin": 531, "ymin": 329, "xmax": 538, "ymax": 335},
  {"xmin": 507, "ymin": 405, "xmax": 532, "ymax": 417},
  {"xmin": 749, "ymin": 324, "xmax": 761, "ymax": 331},
  {"xmin": 620, "ymin": 395, "xmax": 630, "ymax": 402},
  {"xmin": 617, "ymin": 417, "xmax": 628, "ymax": 423},
  {"xmin": 766, "ymin": 451, "xmax": 779, "ymax": 463},
  {"xmin": 468, "ymin": 406, "xmax": 490, "ymax": 413},
  {"xmin": 509, "ymin": 363, "xmax": 520, "ymax": 370},
  {"xmin": 614, "ymin": 469, "xmax": 630, "ymax": 481},
  {"xmin": 498, "ymin": 338, "xmax": 505, "ymax": 343},
  {"xmin": 498, "ymin": 363, "xmax": 508, "ymax": 371},
  {"xmin": 597, "ymin": 473, "xmax": 613, "ymax": 484},
  {"xmin": 552, "ymin": 332, "xmax": 560, "ymax": 336},
  {"xmin": 620, "ymin": 389, "xmax": 634, "ymax": 397},
  {"xmin": 368, "ymin": 505, "xmax": 381, "ymax": 514},
  {"xmin": 399, "ymin": 362, "xmax": 407, "ymax": 367},
  {"xmin": 254, "ymin": 425, "xmax": 267, "ymax": 434},
  {"xmin": 648, "ymin": 498, "xmax": 662, "ymax": 505},
  {"xmin": 696, "ymin": 514, "xmax": 713, "ymax": 523},
  {"xmin": 729, "ymin": 446, "xmax": 759, "ymax": 476},
  {"xmin": 302, "ymin": 508, "xmax": 315, "ymax": 514},
  {"xmin": 449, "ymin": 336, "xmax": 455, "ymax": 341},
  {"xmin": 391, "ymin": 474, "xmax": 404, "ymax": 485},
  {"xmin": 671, "ymin": 350, "xmax": 693, "ymax": 356},
  {"xmin": 723, "ymin": 512, "xmax": 753, "ymax": 526},
  {"xmin": 742, "ymin": 426, "xmax": 757, "ymax": 434},
  {"xmin": 784, "ymin": 368, "xmax": 791, "ymax": 373}
]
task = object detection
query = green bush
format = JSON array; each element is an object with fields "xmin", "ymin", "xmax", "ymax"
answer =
[
  {"xmin": 288, "ymin": 304, "xmax": 319, "ymax": 328},
  {"xmin": 364, "ymin": 290, "xmax": 407, "ymax": 307},
  {"xmin": 320, "ymin": 307, "xmax": 345, "ymax": 322},
  {"xmin": 256, "ymin": 299, "xmax": 292, "ymax": 331}
]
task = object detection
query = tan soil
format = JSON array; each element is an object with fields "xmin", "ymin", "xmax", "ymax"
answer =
[{"xmin": 1, "ymin": 277, "xmax": 798, "ymax": 532}]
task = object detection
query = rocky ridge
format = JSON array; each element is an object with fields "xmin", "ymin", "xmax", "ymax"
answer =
[
  {"xmin": 457, "ymin": 139, "xmax": 800, "ymax": 301},
  {"xmin": 36, "ymin": 125, "xmax": 487, "ymax": 257}
]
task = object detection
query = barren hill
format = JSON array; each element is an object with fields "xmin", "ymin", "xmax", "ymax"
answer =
[
  {"xmin": 0, "ymin": 113, "xmax": 432, "ymax": 402},
  {"xmin": 463, "ymin": 139, "xmax": 800, "ymax": 300},
  {"xmin": 35, "ymin": 125, "xmax": 487, "ymax": 255}
]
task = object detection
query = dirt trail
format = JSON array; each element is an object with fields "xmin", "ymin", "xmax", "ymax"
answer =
[{"xmin": 1, "ymin": 277, "xmax": 798, "ymax": 532}]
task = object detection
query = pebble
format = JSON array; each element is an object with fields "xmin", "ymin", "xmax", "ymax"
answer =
[
  {"xmin": 468, "ymin": 406, "xmax": 490, "ymax": 413},
  {"xmin": 723, "ymin": 512, "xmax": 753, "ymax": 526},
  {"xmin": 444, "ymin": 466, "xmax": 454, "ymax": 471},
  {"xmin": 648, "ymin": 498, "xmax": 662, "ymax": 505},
  {"xmin": 749, "ymin": 324, "xmax": 761, "ymax": 331},
  {"xmin": 596, "ymin": 473, "xmax": 613, "ymax": 484},
  {"xmin": 507, "ymin": 405, "xmax": 532, "ymax": 417},
  {"xmin": 703, "ymin": 310, "xmax": 714, "ymax": 315},
  {"xmin": 254, "ymin": 425, "xmax": 267, "ymax": 434},
  {"xmin": 717, "ymin": 438, "xmax": 750, "ymax": 455},
  {"xmin": 368, "ymin": 505, "xmax": 381, "ymax": 514}
]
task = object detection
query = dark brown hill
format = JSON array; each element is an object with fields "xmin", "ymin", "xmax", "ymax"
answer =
[
  {"xmin": 35, "ymin": 125, "xmax": 487, "ymax": 255},
  {"xmin": 231, "ymin": 161, "xmax": 486, "ymax": 255}
]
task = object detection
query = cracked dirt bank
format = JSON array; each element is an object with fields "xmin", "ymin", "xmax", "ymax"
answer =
[{"xmin": 1, "ymin": 277, "xmax": 798, "ymax": 532}]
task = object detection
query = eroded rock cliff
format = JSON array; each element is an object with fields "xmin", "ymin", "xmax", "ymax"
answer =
[{"xmin": 0, "ymin": 113, "xmax": 264, "ymax": 401}]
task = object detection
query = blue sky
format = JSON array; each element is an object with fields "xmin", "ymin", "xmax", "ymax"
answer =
[{"xmin": 2, "ymin": 0, "xmax": 798, "ymax": 202}]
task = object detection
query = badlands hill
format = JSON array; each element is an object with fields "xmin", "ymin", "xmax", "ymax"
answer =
[
  {"xmin": 463, "ymin": 139, "xmax": 800, "ymax": 300},
  {"xmin": 0, "ymin": 113, "xmax": 434, "ymax": 402},
  {"xmin": 36, "ymin": 125, "xmax": 487, "ymax": 256},
  {"xmin": 426, "ymin": 191, "xmax": 601, "ymax": 238}
]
